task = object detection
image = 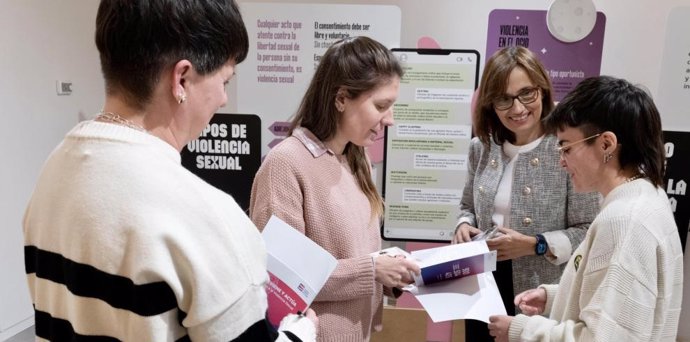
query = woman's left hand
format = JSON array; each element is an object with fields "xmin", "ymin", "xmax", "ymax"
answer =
[
  {"xmin": 488, "ymin": 315, "xmax": 513, "ymax": 342},
  {"xmin": 485, "ymin": 227, "xmax": 535, "ymax": 261}
]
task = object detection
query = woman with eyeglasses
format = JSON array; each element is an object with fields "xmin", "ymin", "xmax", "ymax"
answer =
[
  {"xmin": 487, "ymin": 76, "xmax": 683, "ymax": 342},
  {"xmin": 452, "ymin": 46, "xmax": 600, "ymax": 342}
]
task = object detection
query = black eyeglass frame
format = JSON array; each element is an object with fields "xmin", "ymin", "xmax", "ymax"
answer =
[{"xmin": 492, "ymin": 86, "xmax": 541, "ymax": 111}]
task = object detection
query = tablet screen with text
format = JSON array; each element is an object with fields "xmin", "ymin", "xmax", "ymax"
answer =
[{"xmin": 382, "ymin": 49, "xmax": 479, "ymax": 242}]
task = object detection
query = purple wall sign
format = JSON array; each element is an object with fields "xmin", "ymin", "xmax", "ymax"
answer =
[{"xmin": 486, "ymin": 9, "xmax": 606, "ymax": 101}]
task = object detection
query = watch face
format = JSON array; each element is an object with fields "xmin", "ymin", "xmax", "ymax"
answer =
[{"xmin": 536, "ymin": 234, "xmax": 547, "ymax": 255}]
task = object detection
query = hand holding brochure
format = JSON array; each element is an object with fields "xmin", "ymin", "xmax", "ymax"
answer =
[
  {"xmin": 262, "ymin": 215, "xmax": 337, "ymax": 327},
  {"xmin": 411, "ymin": 241, "xmax": 497, "ymax": 287},
  {"xmin": 375, "ymin": 242, "xmax": 504, "ymax": 323},
  {"xmin": 373, "ymin": 243, "xmax": 497, "ymax": 287}
]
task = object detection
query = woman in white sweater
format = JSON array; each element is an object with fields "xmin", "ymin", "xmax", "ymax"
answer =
[
  {"xmin": 23, "ymin": 1, "xmax": 316, "ymax": 341},
  {"xmin": 488, "ymin": 76, "xmax": 684, "ymax": 342}
]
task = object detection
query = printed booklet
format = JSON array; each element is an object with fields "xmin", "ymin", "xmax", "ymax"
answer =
[
  {"xmin": 373, "ymin": 241, "xmax": 497, "ymax": 288},
  {"xmin": 374, "ymin": 242, "xmax": 503, "ymax": 323},
  {"xmin": 411, "ymin": 241, "xmax": 497, "ymax": 287},
  {"xmin": 262, "ymin": 215, "xmax": 337, "ymax": 327}
]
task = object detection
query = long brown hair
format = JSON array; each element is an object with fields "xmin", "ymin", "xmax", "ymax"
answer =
[{"xmin": 290, "ymin": 36, "xmax": 403, "ymax": 217}]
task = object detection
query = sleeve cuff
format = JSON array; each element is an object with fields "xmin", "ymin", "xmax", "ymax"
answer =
[
  {"xmin": 541, "ymin": 230, "xmax": 572, "ymax": 265},
  {"xmin": 456, "ymin": 217, "xmax": 474, "ymax": 228},
  {"xmin": 539, "ymin": 284, "xmax": 559, "ymax": 315},
  {"xmin": 508, "ymin": 314, "xmax": 529, "ymax": 342},
  {"xmin": 278, "ymin": 314, "xmax": 316, "ymax": 342},
  {"xmin": 356, "ymin": 255, "xmax": 377, "ymax": 296},
  {"xmin": 508, "ymin": 313, "xmax": 558, "ymax": 342}
]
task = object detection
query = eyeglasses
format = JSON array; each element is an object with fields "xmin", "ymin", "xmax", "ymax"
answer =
[
  {"xmin": 556, "ymin": 133, "xmax": 601, "ymax": 158},
  {"xmin": 493, "ymin": 87, "xmax": 540, "ymax": 111}
]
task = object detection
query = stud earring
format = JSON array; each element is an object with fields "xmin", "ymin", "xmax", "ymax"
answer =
[
  {"xmin": 604, "ymin": 152, "xmax": 612, "ymax": 163},
  {"xmin": 177, "ymin": 93, "xmax": 187, "ymax": 104}
]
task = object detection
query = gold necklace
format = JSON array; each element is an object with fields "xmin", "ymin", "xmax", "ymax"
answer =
[{"xmin": 95, "ymin": 111, "xmax": 146, "ymax": 132}]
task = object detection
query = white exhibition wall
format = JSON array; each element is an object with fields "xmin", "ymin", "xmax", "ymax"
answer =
[
  {"xmin": 0, "ymin": 1, "xmax": 102, "ymax": 339},
  {"xmin": 1, "ymin": 0, "xmax": 689, "ymax": 340}
]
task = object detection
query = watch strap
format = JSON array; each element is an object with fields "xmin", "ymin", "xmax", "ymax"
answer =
[{"xmin": 535, "ymin": 234, "xmax": 548, "ymax": 256}]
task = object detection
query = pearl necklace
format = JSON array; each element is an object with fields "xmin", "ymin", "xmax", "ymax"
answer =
[
  {"xmin": 625, "ymin": 174, "xmax": 643, "ymax": 183},
  {"xmin": 95, "ymin": 111, "xmax": 146, "ymax": 132}
]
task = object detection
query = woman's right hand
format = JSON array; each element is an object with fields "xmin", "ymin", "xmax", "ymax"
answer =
[
  {"xmin": 451, "ymin": 223, "xmax": 482, "ymax": 244},
  {"xmin": 303, "ymin": 308, "xmax": 318, "ymax": 327},
  {"xmin": 278, "ymin": 308, "xmax": 318, "ymax": 341},
  {"xmin": 514, "ymin": 287, "xmax": 547, "ymax": 316},
  {"xmin": 374, "ymin": 255, "xmax": 420, "ymax": 288}
]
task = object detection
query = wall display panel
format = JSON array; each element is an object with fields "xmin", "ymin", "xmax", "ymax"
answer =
[
  {"xmin": 657, "ymin": 7, "xmax": 690, "ymax": 131},
  {"xmin": 237, "ymin": 2, "xmax": 401, "ymax": 158},
  {"xmin": 382, "ymin": 49, "xmax": 479, "ymax": 242},
  {"xmin": 486, "ymin": 9, "xmax": 606, "ymax": 101}
]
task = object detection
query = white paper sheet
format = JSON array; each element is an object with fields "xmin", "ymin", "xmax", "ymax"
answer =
[
  {"xmin": 262, "ymin": 215, "xmax": 337, "ymax": 326},
  {"xmin": 404, "ymin": 242, "xmax": 506, "ymax": 323},
  {"xmin": 410, "ymin": 272, "xmax": 506, "ymax": 323},
  {"xmin": 262, "ymin": 215, "xmax": 337, "ymax": 289}
]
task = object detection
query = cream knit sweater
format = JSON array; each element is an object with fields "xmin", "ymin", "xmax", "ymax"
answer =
[
  {"xmin": 509, "ymin": 179, "xmax": 684, "ymax": 341},
  {"xmin": 24, "ymin": 121, "xmax": 315, "ymax": 341}
]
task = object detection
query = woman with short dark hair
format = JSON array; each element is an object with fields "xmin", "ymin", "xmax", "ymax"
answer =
[
  {"xmin": 24, "ymin": 1, "xmax": 316, "ymax": 340},
  {"xmin": 488, "ymin": 76, "xmax": 684, "ymax": 342}
]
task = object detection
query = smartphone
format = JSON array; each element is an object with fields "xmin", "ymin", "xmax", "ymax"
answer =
[{"xmin": 471, "ymin": 225, "xmax": 500, "ymax": 241}]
